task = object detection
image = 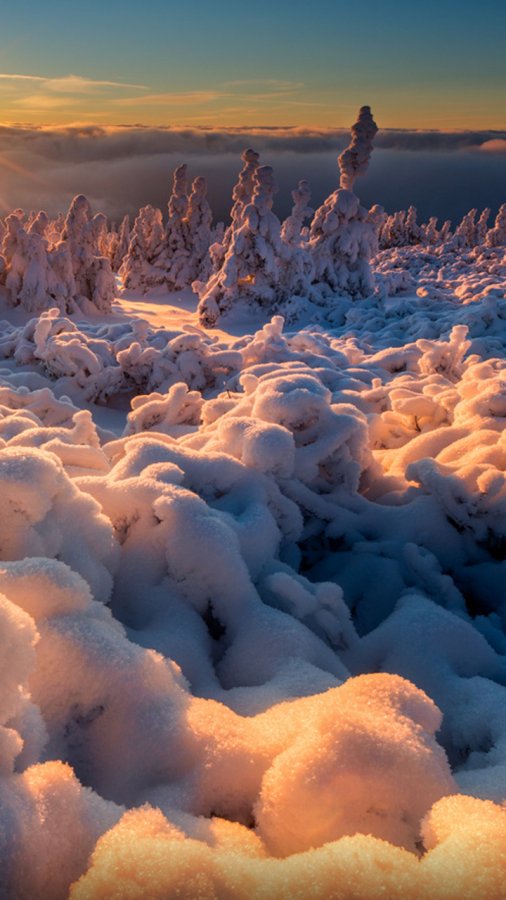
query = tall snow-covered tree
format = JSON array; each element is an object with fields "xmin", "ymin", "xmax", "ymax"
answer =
[
  {"xmin": 158, "ymin": 163, "xmax": 191, "ymax": 290},
  {"xmin": 60, "ymin": 195, "xmax": 116, "ymax": 311},
  {"xmin": 308, "ymin": 106, "xmax": 379, "ymax": 299},
  {"xmin": 112, "ymin": 214, "xmax": 131, "ymax": 272},
  {"xmin": 186, "ymin": 175, "xmax": 213, "ymax": 281},
  {"xmin": 27, "ymin": 210, "xmax": 49, "ymax": 239},
  {"xmin": 486, "ymin": 204, "xmax": 506, "ymax": 247},
  {"xmin": 1, "ymin": 215, "xmax": 76, "ymax": 312},
  {"xmin": 476, "ymin": 208, "xmax": 490, "ymax": 245},
  {"xmin": 281, "ymin": 180, "xmax": 313, "ymax": 245},
  {"xmin": 209, "ymin": 148, "xmax": 260, "ymax": 275},
  {"xmin": 338, "ymin": 106, "xmax": 378, "ymax": 191},
  {"xmin": 196, "ymin": 165, "xmax": 289, "ymax": 326},
  {"xmin": 119, "ymin": 205, "xmax": 165, "ymax": 290},
  {"xmin": 279, "ymin": 180, "xmax": 315, "ymax": 300}
]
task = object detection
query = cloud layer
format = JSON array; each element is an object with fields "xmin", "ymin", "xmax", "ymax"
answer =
[{"xmin": 0, "ymin": 124, "xmax": 504, "ymax": 225}]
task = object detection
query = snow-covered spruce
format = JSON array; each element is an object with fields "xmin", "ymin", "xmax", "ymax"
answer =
[
  {"xmin": 61, "ymin": 196, "xmax": 116, "ymax": 313},
  {"xmin": 486, "ymin": 203, "xmax": 506, "ymax": 247},
  {"xmin": 111, "ymin": 214, "xmax": 131, "ymax": 272},
  {"xmin": 119, "ymin": 205, "xmax": 165, "ymax": 291},
  {"xmin": 186, "ymin": 175, "xmax": 213, "ymax": 282},
  {"xmin": 154, "ymin": 163, "xmax": 192, "ymax": 291},
  {"xmin": 306, "ymin": 106, "xmax": 380, "ymax": 302},
  {"xmin": 196, "ymin": 165, "xmax": 293, "ymax": 327},
  {"xmin": 120, "ymin": 167, "xmax": 213, "ymax": 294},
  {"xmin": 338, "ymin": 105, "xmax": 378, "ymax": 192},
  {"xmin": 0, "ymin": 196, "xmax": 117, "ymax": 315},
  {"xmin": 0, "ymin": 215, "xmax": 75, "ymax": 313},
  {"xmin": 195, "ymin": 108, "xmax": 381, "ymax": 326}
]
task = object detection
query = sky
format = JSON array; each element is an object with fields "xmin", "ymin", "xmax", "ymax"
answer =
[{"xmin": 0, "ymin": 0, "xmax": 505, "ymax": 128}]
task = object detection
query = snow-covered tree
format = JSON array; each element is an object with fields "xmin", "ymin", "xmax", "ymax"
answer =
[
  {"xmin": 367, "ymin": 204, "xmax": 386, "ymax": 256},
  {"xmin": 28, "ymin": 210, "xmax": 49, "ymax": 239},
  {"xmin": 309, "ymin": 189, "xmax": 378, "ymax": 298},
  {"xmin": 422, "ymin": 216, "xmax": 441, "ymax": 245},
  {"xmin": 440, "ymin": 219, "xmax": 452, "ymax": 242},
  {"xmin": 208, "ymin": 148, "xmax": 261, "ymax": 276},
  {"xmin": 157, "ymin": 163, "xmax": 191, "ymax": 290},
  {"xmin": 119, "ymin": 205, "xmax": 165, "ymax": 290},
  {"xmin": 379, "ymin": 210, "xmax": 406, "ymax": 248},
  {"xmin": 2, "ymin": 214, "xmax": 27, "ymax": 303},
  {"xmin": 88, "ymin": 212, "xmax": 110, "ymax": 258},
  {"xmin": 281, "ymin": 180, "xmax": 313, "ymax": 245},
  {"xmin": 486, "ymin": 204, "xmax": 506, "ymax": 247},
  {"xmin": 476, "ymin": 208, "xmax": 490, "ymax": 245},
  {"xmin": 405, "ymin": 206, "xmax": 422, "ymax": 244},
  {"xmin": 1, "ymin": 216, "xmax": 75, "ymax": 313},
  {"xmin": 120, "ymin": 167, "xmax": 213, "ymax": 294},
  {"xmin": 452, "ymin": 209, "xmax": 478, "ymax": 248},
  {"xmin": 89, "ymin": 256, "xmax": 117, "ymax": 312},
  {"xmin": 47, "ymin": 240, "xmax": 77, "ymax": 310},
  {"xmin": 112, "ymin": 214, "xmax": 131, "ymax": 271},
  {"xmin": 59, "ymin": 195, "xmax": 114, "ymax": 310},
  {"xmin": 17, "ymin": 232, "xmax": 58, "ymax": 312},
  {"xmin": 61, "ymin": 194, "xmax": 92, "ymax": 264},
  {"xmin": 61, "ymin": 197, "xmax": 116, "ymax": 311},
  {"xmin": 278, "ymin": 180, "xmax": 315, "ymax": 301},
  {"xmin": 186, "ymin": 175, "xmax": 213, "ymax": 281},
  {"xmin": 338, "ymin": 105, "xmax": 378, "ymax": 191},
  {"xmin": 196, "ymin": 165, "xmax": 289, "ymax": 326},
  {"xmin": 308, "ymin": 106, "xmax": 379, "ymax": 299}
]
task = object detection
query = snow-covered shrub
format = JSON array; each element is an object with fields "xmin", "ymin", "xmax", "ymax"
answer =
[{"xmin": 0, "ymin": 446, "xmax": 116, "ymax": 600}]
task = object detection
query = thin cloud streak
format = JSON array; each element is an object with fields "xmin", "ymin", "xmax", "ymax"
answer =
[
  {"xmin": 0, "ymin": 72, "xmax": 148, "ymax": 91},
  {"xmin": 114, "ymin": 91, "xmax": 227, "ymax": 107}
]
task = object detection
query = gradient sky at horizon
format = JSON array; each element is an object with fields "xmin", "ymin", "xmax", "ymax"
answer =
[{"xmin": 0, "ymin": 0, "xmax": 504, "ymax": 128}]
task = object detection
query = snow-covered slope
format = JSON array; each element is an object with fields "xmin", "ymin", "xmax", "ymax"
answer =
[
  {"xmin": 0, "ymin": 229, "xmax": 506, "ymax": 898},
  {"xmin": 0, "ymin": 99, "xmax": 505, "ymax": 895}
]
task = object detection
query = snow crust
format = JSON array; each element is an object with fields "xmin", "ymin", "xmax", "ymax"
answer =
[{"xmin": 0, "ymin": 106, "xmax": 505, "ymax": 899}]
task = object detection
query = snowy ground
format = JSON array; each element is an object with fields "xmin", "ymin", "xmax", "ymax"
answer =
[{"xmin": 1, "ymin": 242, "xmax": 506, "ymax": 898}]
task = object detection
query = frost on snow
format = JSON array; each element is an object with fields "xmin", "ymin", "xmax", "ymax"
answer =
[{"xmin": 0, "ymin": 105, "xmax": 506, "ymax": 899}]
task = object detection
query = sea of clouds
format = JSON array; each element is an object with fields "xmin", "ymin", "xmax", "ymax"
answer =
[{"xmin": 1, "ymin": 124, "xmax": 505, "ymax": 225}]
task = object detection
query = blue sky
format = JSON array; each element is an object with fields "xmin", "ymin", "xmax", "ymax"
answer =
[{"xmin": 0, "ymin": 0, "xmax": 504, "ymax": 126}]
